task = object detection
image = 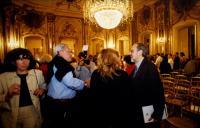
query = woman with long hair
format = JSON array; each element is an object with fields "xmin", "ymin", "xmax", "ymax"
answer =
[{"xmin": 84, "ymin": 48, "xmax": 130, "ymax": 128}]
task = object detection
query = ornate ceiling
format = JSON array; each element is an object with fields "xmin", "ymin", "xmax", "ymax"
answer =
[{"xmin": 13, "ymin": 0, "xmax": 157, "ymax": 18}]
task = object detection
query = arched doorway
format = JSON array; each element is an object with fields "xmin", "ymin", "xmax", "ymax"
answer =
[
  {"xmin": 139, "ymin": 31, "xmax": 155, "ymax": 55},
  {"xmin": 143, "ymin": 34, "xmax": 151, "ymax": 55},
  {"xmin": 24, "ymin": 35, "xmax": 45, "ymax": 61},
  {"xmin": 173, "ymin": 20, "xmax": 198, "ymax": 59},
  {"xmin": 178, "ymin": 26, "xmax": 195, "ymax": 59},
  {"xmin": 117, "ymin": 36, "xmax": 130, "ymax": 56},
  {"xmin": 89, "ymin": 38, "xmax": 104, "ymax": 55}
]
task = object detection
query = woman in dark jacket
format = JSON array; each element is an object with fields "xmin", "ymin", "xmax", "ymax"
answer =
[{"xmin": 84, "ymin": 48, "xmax": 130, "ymax": 128}]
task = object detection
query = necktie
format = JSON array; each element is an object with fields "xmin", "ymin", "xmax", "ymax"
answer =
[{"xmin": 133, "ymin": 66, "xmax": 138, "ymax": 77}]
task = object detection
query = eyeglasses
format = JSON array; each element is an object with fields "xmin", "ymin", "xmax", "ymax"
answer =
[{"xmin": 17, "ymin": 54, "xmax": 31, "ymax": 60}]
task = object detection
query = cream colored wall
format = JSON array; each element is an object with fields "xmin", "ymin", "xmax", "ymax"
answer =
[
  {"xmin": 196, "ymin": 24, "xmax": 200, "ymax": 57},
  {"xmin": 123, "ymin": 40, "xmax": 130, "ymax": 55},
  {"xmin": 88, "ymin": 38, "xmax": 104, "ymax": 55},
  {"xmin": 138, "ymin": 31, "xmax": 157, "ymax": 55},
  {"xmin": 172, "ymin": 20, "xmax": 199, "ymax": 57},
  {"xmin": 178, "ymin": 28, "xmax": 188, "ymax": 57},
  {"xmin": 116, "ymin": 36, "xmax": 130, "ymax": 56},
  {"xmin": 25, "ymin": 36, "xmax": 44, "ymax": 61}
]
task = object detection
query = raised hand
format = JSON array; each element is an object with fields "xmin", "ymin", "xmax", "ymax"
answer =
[{"xmin": 6, "ymin": 84, "xmax": 20, "ymax": 101}]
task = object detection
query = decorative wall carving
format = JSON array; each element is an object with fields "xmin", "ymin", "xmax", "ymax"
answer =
[
  {"xmin": 47, "ymin": 14, "xmax": 56, "ymax": 22},
  {"xmin": 189, "ymin": 2, "xmax": 200, "ymax": 19},
  {"xmin": 173, "ymin": 0, "xmax": 198, "ymax": 14},
  {"xmin": 156, "ymin": 4, "xmax": 165, "ymax": 38},
  {"xmin": 60, "ymin": 22, "xmax": 77, "ymax": 38},
  {"xmin": 137, "ymin": 6, "xmax": 155, "ymax": 33},
  {"xmin": 23, "ymin": 10, "xmax": 44, "ymax": 29},
  {"xmin": 55, "ymin": 17, "xmax": 83, "ymax": 55},
  {"xmin": 56, "ymin": 0, "xmax": 82, "ymax": 10},
  {"xmin": 90, "ymin": 24, "xmax": 102, "ymax": 33},
  {"xmin": 118, "ymin": 23, "xmax": 127, "ymax": 32},
  {"xmin": 140, "ymin": 6, "xmax": 151, "ymax": 26},
  {"xmin": 172, "ymin": 0, "xmax": 200, "ymax": 24}
]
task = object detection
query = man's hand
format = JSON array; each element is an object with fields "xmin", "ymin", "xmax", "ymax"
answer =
[{"xmin": 33, "ymin": 88, "xmax": 46, "ymax": 97}]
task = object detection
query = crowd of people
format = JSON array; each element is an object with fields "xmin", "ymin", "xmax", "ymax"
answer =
[
  {"xmin": 150, "ymin": 52, "xmax": 200, "ymax": 77},
  {"xmin": 0, "ymin": 43, "xmax": 169, "ymax": 128}
]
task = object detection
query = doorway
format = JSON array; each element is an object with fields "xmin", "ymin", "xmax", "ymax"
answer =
[
  {"xmin": 144, "ymin": 34, "xmax": 150, "ymax": 55},
  {"xmin": 178, "ymin": 25, "xmax": 196, "ymax": 59},
  {"xmin": 24, "ymin": 36, "xmax": 44, "ymax": 61}
]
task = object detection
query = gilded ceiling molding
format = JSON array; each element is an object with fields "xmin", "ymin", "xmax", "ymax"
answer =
[
  {"xmin": 172, "ymin": 0, "xmax": 199, "ymax": 24},
  {"xmin": 173, "ymin": 0, "xmax": 197, "ymax": 14},
  {"xmin": 56, "ymin": 0, "xmax": 81, "ymax": 10},
  {"xmin": 188, "ymin": 3, "xmax": 200, "ymax": 20}
]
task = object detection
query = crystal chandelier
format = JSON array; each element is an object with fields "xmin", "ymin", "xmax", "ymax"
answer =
[{"xmin": 83, "ymin": 0, "xmax": 133, "ymax": 29}]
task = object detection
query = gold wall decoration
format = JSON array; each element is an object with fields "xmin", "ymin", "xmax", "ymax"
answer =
[
  {"xmin": 140, "ymin": 6, "xmax": 151, "ymax": 26},
  {"xmin": 90, "ymin": 24, "xmax": 102, "ymax": 33},
  {"xmin": 118, "ymin": 23, "xmax": 127, "ymax": 32},
  {"xmin": 172, "ymin": 0, "xmax": 199, "ymax": 24},
  {"xmin": 23, "ymin": 10, "xmax": 44, "ymax": 29},
  {"xmin": 173, "ymin": 0, "xmax": 198, "ymax": 14},
  {"xmin": 60, "ymin": 22, "xmax": 77, "ymax": 38},
  {"xmin": 56, "ymin": 0, "xmax": 81, "ymax": 9}
]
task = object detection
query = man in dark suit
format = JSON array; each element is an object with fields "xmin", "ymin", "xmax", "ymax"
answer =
[{"xmin": 129, "ymin": 43, "xmax": 165, "ymax": 128}]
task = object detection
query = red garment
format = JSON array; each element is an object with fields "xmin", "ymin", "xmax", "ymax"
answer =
[
  {"xmin": 40, "ymin": 63, "xmax": 48, "ymax": 81},
  {"xmin": 124, "ymin": 64, "xmax": 136, "ymax": 75}
]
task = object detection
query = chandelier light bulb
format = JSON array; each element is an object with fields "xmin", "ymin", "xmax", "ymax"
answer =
[
  {"xmin": 83, "ymin": 0, "xmax": 133, "ymax": 29},
  {"xmin": 94, "ymin": 10, "xmax": 123, "ymax": 29}
]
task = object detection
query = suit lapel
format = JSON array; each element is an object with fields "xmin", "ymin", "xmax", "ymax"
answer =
[{"xmin": 134, "ymin": 58, "xmax": 147, "ymax": 78}]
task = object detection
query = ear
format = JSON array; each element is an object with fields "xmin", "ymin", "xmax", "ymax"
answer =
[
  {"xmin": 138, "ymin": 50, "xmax": 143, "ymax": 56},
  {"xmin": 57, "ymin": 51, "xmax": 60, "ymax": 55}
]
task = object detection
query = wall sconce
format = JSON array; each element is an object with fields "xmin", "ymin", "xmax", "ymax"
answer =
[
  {"xmin": 8, "ymin": 33, "xmax": 19, "ymax": 49},
  {"xmin": 8, "ymin": 39, "xmax": 19, "ymax": 49},
  {"xmin": 157, "ymin": 37, "xmax": 165, "ymax": 43}
]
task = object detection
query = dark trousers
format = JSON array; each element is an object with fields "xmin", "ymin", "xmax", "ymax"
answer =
[
  {"xmin": 144, "ymin": 122, "xmax": 161, "ymax": 128},
  {"xmin": 42, "ymin": 96, "xmax": 73, "ymax": 128}
]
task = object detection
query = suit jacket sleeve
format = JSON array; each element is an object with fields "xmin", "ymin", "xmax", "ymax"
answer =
[{"xmin": 149, "ymin": 63, "xmax": 165, "ymax": 120}]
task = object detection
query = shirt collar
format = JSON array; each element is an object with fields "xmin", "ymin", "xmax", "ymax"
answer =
[{"xmin": 135, "ymin": 57, "xmax": 144, "ymax": 69}]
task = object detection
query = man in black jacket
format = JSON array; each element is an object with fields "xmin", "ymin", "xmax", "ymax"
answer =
[{"xmin": 129, "ymin": 43, "xmax": 165, "ymax": 128}]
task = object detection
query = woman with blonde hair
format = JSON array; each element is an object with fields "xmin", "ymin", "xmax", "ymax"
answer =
[{"xmin": 83, "ymin": 48, "xmax": 130, "ymax": 128}]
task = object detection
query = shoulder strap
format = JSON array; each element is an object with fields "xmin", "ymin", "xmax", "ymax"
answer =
[{"xmin": 34, "ymin": 69, "xmax": 39, "ymax": 86}]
